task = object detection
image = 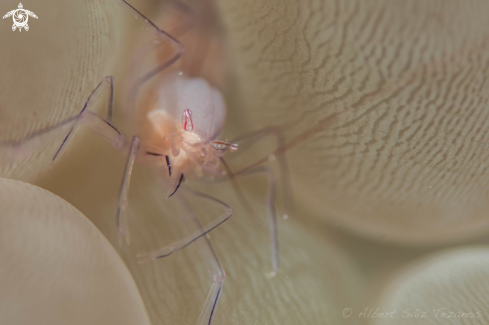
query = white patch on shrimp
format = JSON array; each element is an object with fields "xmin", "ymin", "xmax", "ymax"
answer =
[{"xmin": 156, "ymin": 75, "xmax": 226, "ymax": 140}]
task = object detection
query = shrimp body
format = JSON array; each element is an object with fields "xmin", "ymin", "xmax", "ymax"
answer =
[{"xmin": 146, "ymin": 74, "xmax": 236, "ymax": 178}]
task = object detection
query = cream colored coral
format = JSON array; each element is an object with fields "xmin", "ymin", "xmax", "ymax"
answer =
[
  {"xmin": 0, "ymin": 178, "xmax": 151, "ymax": 325},
  {"xmin": 216, "ymin": 0, "xmax": 489, "ymax": 244},
  {"xmin": 4, "ymin": 0, "xmax": 489, "ymax": 324},
  {"xmin": 374, "ymin": 247, "xmax": 489, "ymax": 325}
]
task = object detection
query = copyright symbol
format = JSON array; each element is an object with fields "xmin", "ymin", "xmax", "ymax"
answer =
[{"xmin": 343, "ymin": 308, "xmax": 353, "ymax": 318}]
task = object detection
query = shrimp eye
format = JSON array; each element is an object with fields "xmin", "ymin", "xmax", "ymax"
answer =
[
  {"xmin": 211, "ymin": 140, "xmax": 238, "ymax": 152},
  {"xmin": 182, "ymin": 109, "xmax": 193, "ymax": 132}
]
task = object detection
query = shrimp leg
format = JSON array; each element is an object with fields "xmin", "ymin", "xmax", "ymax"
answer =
[
  {"xmin": 219, "ymin": 160, "xmax": 280, "ymax": 275},
  {"xmin": 0, "ymin": 76, "xmax": 123, "ymax": 166},
  {"xmin": 46, "ymin": 76, "xmax": 136, "ymax": 245},
  {"xmin": 231, "ymin": 126, "xmax": 294, "ymax": 218},
  {"xmin": 137, "ymin": 188, "xmax": 232, "ymax": 262},
  {"xmin": 1, "ymin": 76, "xmax": 138, "ymax": 247},
  {"xmin": 210, "ymin": 127, "xmax": 295, "ymax": 274},
  {"xmin": 51, "ymin": 76, "xmax": 124, "ymax": 164},
  {"xmin": 146, "ymin": 158, "xmax": 281, "ymax": 274},
  {"xmin": 117, "ymin": 136, "xmax": 140, "ymax": 246},
  {"xmin": 137, "ymin": 189, "xmax": 230, "ymax": 325},
  {"xmin": 177, "ymin": 190, "xmax": 226, "ymax": 325}
]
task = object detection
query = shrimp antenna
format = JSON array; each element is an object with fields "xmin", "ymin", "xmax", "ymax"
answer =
[{"xmin": 242, "ymin": 114, "xmax": 339, "ymax": 172}]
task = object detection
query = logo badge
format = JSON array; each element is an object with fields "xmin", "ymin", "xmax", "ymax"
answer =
[{"xmin": 3, "ymin": 3, "xmax": 38, "ymax": 32}]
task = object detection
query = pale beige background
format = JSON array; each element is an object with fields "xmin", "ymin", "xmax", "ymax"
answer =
[{"xmin": 1, "ymin": 0, "xmax": 489, "ymax": 324}]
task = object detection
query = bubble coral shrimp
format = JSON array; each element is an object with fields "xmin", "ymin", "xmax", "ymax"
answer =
[{"xmin": 0, "ymin": 1, "xmax": 295, "ymax": 324}]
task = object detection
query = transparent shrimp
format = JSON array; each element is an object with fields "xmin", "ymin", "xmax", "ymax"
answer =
[{"xmin": 0, "ymin": 0, "xmax": 300, "ymax": 324}]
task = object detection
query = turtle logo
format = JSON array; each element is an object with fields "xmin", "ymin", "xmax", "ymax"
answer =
[{"xmin": 3, "ymin": 3, "xmax": 38, "ymax": 32}]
